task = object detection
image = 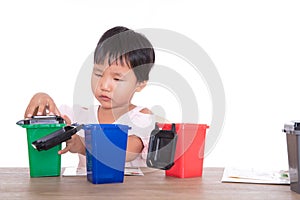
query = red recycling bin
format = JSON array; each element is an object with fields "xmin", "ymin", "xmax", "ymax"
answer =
[{"xmin": 157, "ymin": 123, "xmax": 209, "ymax": 178}]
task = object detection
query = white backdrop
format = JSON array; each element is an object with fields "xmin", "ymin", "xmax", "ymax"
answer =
[{"xmin": 1, "ymin": 0, "xmax": 300, "ymax": 170}]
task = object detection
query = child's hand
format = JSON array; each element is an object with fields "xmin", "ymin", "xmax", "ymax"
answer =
[
  {"xmin": 24, "ymin": 92, "xmax": 60, "ymax": 118},
  {"xmin": 58, "ymin": 115, "xmax": 85, "ymax": 155},
  {"xmin": 58, "ymin": 134, "xmax": 85, "ymax": 155}
]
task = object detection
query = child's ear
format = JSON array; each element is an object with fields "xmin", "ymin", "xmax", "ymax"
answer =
[{"xmin": 136, "ymin": 81, "xmax": 147, "ymax": 92}]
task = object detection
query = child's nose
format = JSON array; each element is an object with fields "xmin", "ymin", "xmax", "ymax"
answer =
[{"xmin": 99, "ymin": 76, "xmax": 111, "ymax": 92}]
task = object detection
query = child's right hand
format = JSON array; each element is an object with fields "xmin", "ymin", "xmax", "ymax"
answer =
[{"xmin": 24, "ymin": 92, "xmax": 60, "ymax": 118}]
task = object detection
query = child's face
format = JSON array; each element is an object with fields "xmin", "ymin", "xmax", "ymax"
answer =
[{"xmin": 91, "ymin": 61, "xmax": 144, "ymax": 109}]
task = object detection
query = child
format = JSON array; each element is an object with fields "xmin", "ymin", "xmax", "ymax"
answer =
[{"xmin": 24, "ymin": 26, "xmax": 156, "ymax": 167}]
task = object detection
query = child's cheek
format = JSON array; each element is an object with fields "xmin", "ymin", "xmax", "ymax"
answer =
[
  {"xmin": 91, "ymin": 77, "xmax": 99, "ymax": 94},
  {"xmin": 113, "ymin": 84, "xmax": 131, "ymax": 98},
  {"xmin": 113, "ymin": 84, "xmax": 124, "ymax": 95}
]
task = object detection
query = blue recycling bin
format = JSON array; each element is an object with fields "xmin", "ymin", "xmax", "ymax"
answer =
[{"xmin": 83, "ymin": 124, "xmax": 130, "ymax": 184}]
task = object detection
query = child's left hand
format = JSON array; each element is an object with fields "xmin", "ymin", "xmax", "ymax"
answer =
[
  {"xmin": 58, "ymin": 115, "xmax": 85, "ymax": 155},
  {"xmin": 58, "ymin": 134, "xmax": 85, "ymax": 155}
]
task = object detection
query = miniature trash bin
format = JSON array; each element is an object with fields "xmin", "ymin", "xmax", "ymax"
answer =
[
  {"xmin": 158, "ymin": 123, "xmax": 209, "ymax": 178},
  {"xmin": 83, "ymin": 124, "xmax": 130, "ymax": 184},
  {"xmin": 18, "ymin": 122, "xmax": 65, "ymax": 177},
  {"xmin": 283, "ymin": 121, "xmax": 300, "ymax": 194}
]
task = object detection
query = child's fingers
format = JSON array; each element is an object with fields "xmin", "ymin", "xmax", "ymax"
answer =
[
  {"xmin": 58, "ymin": 145, "xmax": 70, "ymax": 155},
  {"xmin": 62, "ymin": 115, "xmax": 72, "ymax": 125},
  {"xmin": 47, "ymin": 101, "xmax": 61, "ymax": 116},
  {"xmin": 37, "ymin": 105, "xmax": 46, "ymax": 115},
  {"xmin": 24, "ymin": 105, "xmax": 37, "ymax": 118},
  {"xmin": 54, "ymin": 107, "xmax": 61, "ymax": 116},
  {"xmin": 24, "ymin": 92, "xmax": 60, "ymax": 118}
]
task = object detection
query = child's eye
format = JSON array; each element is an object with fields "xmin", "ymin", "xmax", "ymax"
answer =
[
  {"xmin": 94, "ymin": 73, "xmax": 103, "ymax": 77},
  {"xmin": 113, "ymin": 78, "xmax": 123, "ymax": 81}
]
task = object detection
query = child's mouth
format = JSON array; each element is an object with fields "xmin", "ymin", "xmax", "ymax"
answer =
[{"xmin": 99, "ymin": 95, "xmax": 111, "ymax": 102}]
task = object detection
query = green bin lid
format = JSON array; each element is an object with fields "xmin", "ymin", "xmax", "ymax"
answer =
[{"xmin": 16, "ymin": 115, "xmax": 65, "ymax": 128}]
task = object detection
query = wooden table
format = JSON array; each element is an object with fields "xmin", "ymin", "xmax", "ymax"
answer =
[{"xmin": 0, "ymin": 167, "xmax": 298, "ymax": 199}]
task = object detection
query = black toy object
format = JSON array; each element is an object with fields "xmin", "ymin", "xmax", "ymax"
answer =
[
  {"xmin": 146, "ymin": 123, "xmax": 178, "ymax": 170},
  {"xmin": 31, "ymin": 124, "xmax": 83, "ymax": 151}
]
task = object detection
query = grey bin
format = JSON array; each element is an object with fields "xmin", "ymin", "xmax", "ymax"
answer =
[{"xmin": 283, "ymin": 121, "xmax": 300, "ymax": 194}]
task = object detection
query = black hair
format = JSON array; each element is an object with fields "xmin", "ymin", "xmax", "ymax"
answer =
[{"xmin": 94, "ymin": 26, "xmax": 155, "ymax": 82}]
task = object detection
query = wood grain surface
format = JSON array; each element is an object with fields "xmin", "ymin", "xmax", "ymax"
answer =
[{"xmin": 0, "ymin": 167, "xmax": 298, "ymax": 200}]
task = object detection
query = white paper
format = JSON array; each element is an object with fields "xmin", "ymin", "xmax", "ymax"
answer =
[
  {"xmin": 63, "ymin": 167, "xmax": 144, "ymax": 177},
  {"xmin": 221, "ymin": 167, "xmax": 290, "ymax": 185},
  {"xmin": 63, "ymin": 167, "xmax": 87, "ymax": 176}
]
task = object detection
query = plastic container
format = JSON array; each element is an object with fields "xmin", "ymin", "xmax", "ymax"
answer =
[
  {"xmin": 283, "ymin": 121, "xmax": 300, "ymax": 194},
  {"xmin": 84, "ymin": 124, "xmax": 130, "ymax": 184},
  {"xmin": 19, "ymin": 123, "xmax": 65, "ymax": 177},
  {"xmin": 157, "ymin": 123, "xmax": 209, "ymax": 178}
]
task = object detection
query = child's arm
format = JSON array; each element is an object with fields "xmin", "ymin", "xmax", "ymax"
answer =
[
  {"xmin": 124, "ymin": 107, "xmax": 152, "ymax": 162},
  {"xmin": 126, "ymin": 135, "xmax": 144, "ymax": 162},
  {"xmin": 24, "ymin": 92, "xmax": 60, "ymax": 118}
]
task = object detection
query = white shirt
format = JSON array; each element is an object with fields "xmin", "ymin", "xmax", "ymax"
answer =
[{"xmin": 59, "ymin": 104, "xmax": 156, "ymax": 167}]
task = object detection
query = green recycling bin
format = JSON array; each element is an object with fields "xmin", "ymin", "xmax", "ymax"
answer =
[{"xmin": 18, "ymin": 120, "xmax": 65, "ymax": 177}]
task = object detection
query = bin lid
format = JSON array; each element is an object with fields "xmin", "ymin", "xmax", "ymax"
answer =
[
  {"xmin": 16, "ymin": 115, "xmax": 65, "ymax": 125},
  {"xmin": 283, "ymin": 121, "xmax": 300, "ymax": 134}
]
